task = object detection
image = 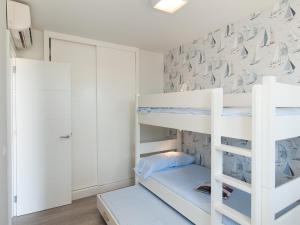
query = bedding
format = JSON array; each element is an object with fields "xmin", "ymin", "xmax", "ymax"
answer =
[
  {"xmin": 138, "ymin": 107, "xmax": 300, "ymax": 117},
  {"xmin": 100, "ymin": 185, "xmax": 193, "ymax": 225},
  {"xmin": 135, "ymin": 152, "xmax": 195, "ymax": 179},
  {"xmin": 141, "ymin": 164, "xmax": 251, "ymax": 225}
]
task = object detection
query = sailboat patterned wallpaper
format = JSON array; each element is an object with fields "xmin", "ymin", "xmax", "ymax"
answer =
[{"xmin": 164, "ymin": 0, "xmax": 300, "ymax": 186}]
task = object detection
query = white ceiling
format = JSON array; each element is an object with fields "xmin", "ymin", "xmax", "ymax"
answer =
[{"xmin": 19, "ymin": 0, "xmax": 275, "ymax": 52}]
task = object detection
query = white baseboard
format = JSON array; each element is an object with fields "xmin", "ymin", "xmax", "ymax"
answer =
[{"xmin": 72, "ymin": 178, "xmax": 135, "ymax": 201}]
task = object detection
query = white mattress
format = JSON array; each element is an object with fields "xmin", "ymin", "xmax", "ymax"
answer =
[
  {"xmin": 138, "ymin": 107, "xmax": 300, "ymax": 117},
  {"xmin": 147, "ymin": 164, "xmax": 251, "ymax": 225},
  {"xmin": 100, "ymin": 185, "xmax": 193, "ymax": 225}
]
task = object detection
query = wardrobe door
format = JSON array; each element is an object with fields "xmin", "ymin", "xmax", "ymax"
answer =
[
  {"xmin": 98, "ymin": 47, "xmax": 136, "ymax": 186},
  {"xmin": 51, "ymin": 40, "xmax": 98, "ymax": 191}
]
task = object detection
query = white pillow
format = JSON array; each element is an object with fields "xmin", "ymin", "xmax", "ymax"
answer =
[{"xmin": 135, "ymin": 152, "xmax": 195, "ymax": 179}]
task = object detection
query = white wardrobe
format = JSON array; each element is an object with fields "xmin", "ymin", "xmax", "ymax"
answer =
[{"xmin": 45, "ymin": 32, "xmax": 138, "ymax": 198}]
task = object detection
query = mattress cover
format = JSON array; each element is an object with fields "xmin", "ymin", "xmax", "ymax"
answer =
[
  {"xmin": 146, "ymin": 164, "xmax": 251, "ymax": 225},
  {"xmin": 138, "ymin": 107, "xmax": 300, "ymax": 117},
  {"xmin": 100, "ymin": 185, "xmax": 193, "ymax": 225}
]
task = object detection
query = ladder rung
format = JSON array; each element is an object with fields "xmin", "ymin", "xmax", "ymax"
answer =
[
  {"xmin": 214, "ymin": 203, "xmax": 251, "ymax": 225},
  {"xmin": 215, "ymin": 174, "xmax": 251, "ymax": 194},
  {"xmin": 215, "ymin": 144, "xmax": 252, "ymax": 158}
]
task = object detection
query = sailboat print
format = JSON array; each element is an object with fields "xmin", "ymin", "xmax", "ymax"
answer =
[
  {"xmin": 250, "ymin": 45, "xmax": 262, "ymax": 65},
  {"xmin": 285, "ymin": 4, "xmax": 296, "ymax": 21},
  {"xmin": 224, "ymin": 24, "xmax": 230, "ymax": 38},
  {"xmin": 169, "ymin": 72, "xmax": 177, "ymax": 80},
  {"xmin": 270, "ymin": 0, "xmax": 288, "ymax": 17},
  {"xmin": 243, "ymin": 70, "xmax": 258, "ymax": 85},
  {"xmin": 283, "ymin": 162, "xmax": 295, "ymax": 177},
  {"xmin": 179, "ymin": 45, "xmax": 184, "ymax": 54},
  {"xmin": 224, "ymin": 24, "xmax": 234, "ymax": 38},
  {"xmin": 249, "ymin": 12, "xmax": 260, "ymax": 20},
  {"xmin": 199, "ymin": 50, "xmax": 206, "ymax": 64},
  {"xmin": 188, "ymin": 62, "xmax": 193, "ymax": 72},
  {"xmin": 240, "ymin": 45, "xmax": 249, "ymax": 59},
  {"xmin": 233, "ymin": 75, "xmax": 245, "ymax": 93},
  {"xmin": 270, "ymin": 42, "xmax": 289, "ymax": 67},
  {"xmin": 164, "ymin": 64, "xmax": 167, "ymax": 74},
  {"xmin": 260, "ymin": 27, "xmax": 275, "ymax": 47},
  {"xmin": 179, "ymin": 73, "xmax": 183, "ymax": 85},
  {"xmin": 224, "ymin": 61, "xmax": 234, "ymax": 77},
  {"xmin": 288, "ymin": 32, "xmax": 300, "ymax": 53},
  {"xmin": 214, "ymin": 58, "xmax": 223, "ymax": 70},
  {"xmin": 244, "ymin": 26, "xmax": 258, "ymax": 41},
  {"xmin": 190, "ymin": 47, "xmax": 197, "ymax": 59},
  {"xmin": 170, "ymin": 53, "xmax": 174, "ymax": 62},
  {"xmin": 232, "ymin": 33, "xmax": 244, "ymax": 54},
  {"xmin": 217, "ymin": 36, "xmax": 225, "ymax": 53},
  {"xmin": 210, "ymin": 73, "xmax": 216, "ymax": 85},
  {"xmin": 204, "ymin": 62, "xmax": 213, "ymax": 76},
  {"xmin": 170, "ymin": 81, "xmax": 175, "ymax": 90},
  {"xmin": 283, "ymin": 58, "xmax": 296, "ymax": 74},
  {"xmin": 210, "ymin": 33, "xmax": 216, "ymax": 48}
]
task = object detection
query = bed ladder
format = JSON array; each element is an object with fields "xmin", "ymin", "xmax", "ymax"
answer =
[{"xmin": 211, "ymin": 86, "xmax": 262, "ymax": 225}]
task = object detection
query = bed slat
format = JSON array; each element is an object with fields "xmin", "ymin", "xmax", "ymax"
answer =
[
  {"xmin": 274, "ymin": 178, "xmax": 300, "ymax": 213},
  {"xmin": 215, "ymin": 174, "xmax": 252, "ymax": 194},
  {"xmin": 140, "ymin": 139, "xmax": 177, "ymax": 155},
  {"xmin": 215, "ymin": 144, "xmax": 252, "ymax": 158},
  {"xmin": 214, "ymin": 203, "xmax": 251, "ymax": 225},
  {"xmin": 138, "ymin": 89, "xmax": 213, "ymax": 108},
  {"xmin": 275, "ymin": 116, "xmax": 300, "ymax": 140}
]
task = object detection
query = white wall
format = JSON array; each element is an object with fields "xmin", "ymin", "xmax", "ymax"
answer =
[
  {"xmin": 0, "ymin": 0, "xmax": 9, "ymax": 224},
  {"xmin": 139, "ymin": 50, "xmax": 169, "ymax": 142},
  {"xmin": 139, "ymin": 50, "xmax": 164, "ymax": 95}
]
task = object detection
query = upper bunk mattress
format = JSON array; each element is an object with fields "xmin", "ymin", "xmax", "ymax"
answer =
[
  {"xmin": 138, "ymin": 107, "xmax": 300, "ymax": 117},
  {"xmin": 100, "ymin": 185, "xmax": 193, "ymax": 225},
  {"xmin": 144, "ymin": 164, "xmax": 251, "ymax": 225}
]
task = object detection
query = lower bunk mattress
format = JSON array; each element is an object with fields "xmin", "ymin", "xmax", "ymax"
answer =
[
  {"xmin": 98, "ymin": 184, "xmax": 193, "ymax": 225},
  {"xmin": 140, "ymin": 164, "xmax": 251, "ymax": 225}
]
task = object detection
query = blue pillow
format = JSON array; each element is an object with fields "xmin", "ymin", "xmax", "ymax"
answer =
[{"xmin": 135, "ymin": 152, "xmax": 195, "ymax": 179}]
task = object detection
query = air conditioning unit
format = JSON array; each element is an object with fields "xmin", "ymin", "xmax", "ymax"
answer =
[{"xmin": 7, "ymin": 1, "xmax": 32, "ymax": 49}]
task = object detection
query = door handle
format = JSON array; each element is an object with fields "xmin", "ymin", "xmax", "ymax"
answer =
[{"xmin": 60, "ymin": 135, "xmax": 71, "ymax": 139}]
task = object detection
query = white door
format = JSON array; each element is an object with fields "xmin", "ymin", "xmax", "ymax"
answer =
[
  {"xmin": 16, "ymin": 59, "xmax": 72, "ymax": 216},
  {"xmin": 98, "ymin": 47, "xmax": 136, "ymax": 185},
  {"xmin": 50, "ymin": 40, "xmax": 98, "ymax": 191}
]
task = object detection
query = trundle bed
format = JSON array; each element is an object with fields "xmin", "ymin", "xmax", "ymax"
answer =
[{"xmin": 98, "ymin": 76, "xmax": 300, "ymax": 225}]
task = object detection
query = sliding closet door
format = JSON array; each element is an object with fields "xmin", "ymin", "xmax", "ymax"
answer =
[
  {"xmin": 98, "ymin": 47, "xmax": 136, "ymax": 185},
  {"xmin": 51, "ymin": 40, "xmax": 98, "ymax": 191}
]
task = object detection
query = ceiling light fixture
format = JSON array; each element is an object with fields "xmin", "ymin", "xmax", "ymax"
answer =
[{"xmin": 151, "ymin": 0, "xmax": 188, "ymax": 14}]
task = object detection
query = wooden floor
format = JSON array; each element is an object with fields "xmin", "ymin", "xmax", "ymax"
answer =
[{"xmin": 13, "ymin": 196, "xmax": 106, "ymax": 225}]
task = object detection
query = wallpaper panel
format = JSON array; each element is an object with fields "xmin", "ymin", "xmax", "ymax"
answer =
[{"xmin": 164, "ymin": 0, "xmax": 300, "ymax": 186}]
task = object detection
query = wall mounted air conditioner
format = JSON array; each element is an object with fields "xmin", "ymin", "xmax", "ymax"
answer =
[{"xmin": 7, "ymin": 1, "xmax": 32, "ymax": 49}]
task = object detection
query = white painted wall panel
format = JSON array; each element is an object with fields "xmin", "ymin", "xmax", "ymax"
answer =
[
  {"xmin": 0, "ymin": 0, "xmax": 8, "ymax": 222},
  {"xmin": 51, "ymin": 39, "xmax": 98, "ymax": 191},
  {"xmin": 98, "ymin": 47, "xmax": 136, "ymax": 185}
]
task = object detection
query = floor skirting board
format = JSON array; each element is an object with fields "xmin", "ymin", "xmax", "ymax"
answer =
[{"xmin": 72, "ymin": 178, "xmax": 135, "ymax": 200}]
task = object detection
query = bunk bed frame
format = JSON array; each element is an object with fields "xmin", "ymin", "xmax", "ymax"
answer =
[{"xmin": 135, "ymin": 76, "xmax": 300, "ymax": 225}]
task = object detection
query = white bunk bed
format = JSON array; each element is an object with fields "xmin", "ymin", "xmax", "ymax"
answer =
[{"xmin": 97, "ymin": 76, "xmax": 300, "ymax": 225}]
